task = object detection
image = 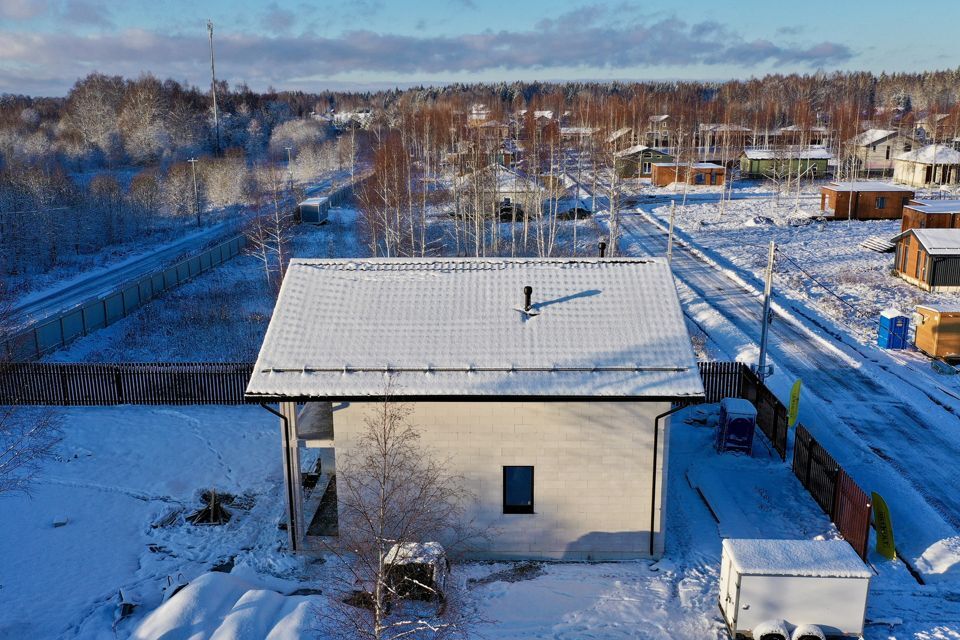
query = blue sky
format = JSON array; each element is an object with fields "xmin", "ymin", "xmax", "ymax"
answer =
[{"xmin": 2, "ymin": 0, "xmax": 958, "ymax": 96}]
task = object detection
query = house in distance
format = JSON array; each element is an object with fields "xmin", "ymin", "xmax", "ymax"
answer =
[
  {"xmin": 246, "ymin": 258, "xmax": 704, "ymax": 560},
  {"xmin": 819, "ymin": 181, "xmax": 915, "ymax": 220},
  {"xmin": 901, "ymin": 199, "xmax": 960, "ymax": 232}
]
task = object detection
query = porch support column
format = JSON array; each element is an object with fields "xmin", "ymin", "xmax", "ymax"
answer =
[{"xmin": 280, "ymin": 401, "xmax": 305, "ymax": 551}]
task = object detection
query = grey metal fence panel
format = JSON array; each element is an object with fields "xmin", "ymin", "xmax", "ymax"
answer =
[
  {"xmin": 9, "ymin": 330, "xmax": 39, "ymax": 361},
  {"xmin": 104, "ymin": 293, "xmax": 124, "ymax": 324},
  {"xmin": 139, "ymin": 279, "xmax": 153, "ymax": 303},
  {"xmin": 163, "ymin": 267, "xmax": 178, "ymax": 289},
  {"xmin": 188, "ymin": 256, "xmax": 201, "ymax": 276},
  {"xmin": 152, "ymin": 272, "xmax": 166, "ymax": 293},
  {"xmin": 36, "ymin": 319, "xmax": 63, "ymax": 353},
  {"xmin": 175, "ymin": 261, "xmax": 190, "ymax": 282},
  {"xmin": 122, "ymin": 285, "xmax": 140, "ymax": 314},
  {"xmin": 83, "ymin": 301, "xmax": 106, "ymax": 331},
  {"xmin": 61, "ymin": 309, "xmax": 85, "ymax": 343},
  {"xmin": 200, "ymin": 251, "xmax": 212, "ymax": 271}
]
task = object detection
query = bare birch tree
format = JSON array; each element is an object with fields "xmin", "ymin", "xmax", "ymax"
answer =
[{"xmin": 318, "ymin": 387, "xmax": 481, "ymax": 640}]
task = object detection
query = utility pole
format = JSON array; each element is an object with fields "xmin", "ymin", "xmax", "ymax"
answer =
[
  {"xmin": 757, "ymin": 241, "xmax": 776, "ymax": 382},
  {"xmin": 666, "ymin": 201, "xmax": 676, "ymax": 264},
  {"xmin": 284, "ymin": 146, "xmax": 293, "ymax": 189},
  {"xmin": 207, "ymin": 20, "xmax": 221, "ymax": 156},
  {"xmin": 188, "ymin": 158, "xmax": 200, "ymax": 228}
]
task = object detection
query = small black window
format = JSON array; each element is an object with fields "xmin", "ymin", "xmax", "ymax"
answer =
[
  {"xmin": 876, "ymin": 196, "xmax": 886, "ymax": 209},
  {"xmin": 503, "ymin": 466, "xmax": 534, "ymax": 514}
]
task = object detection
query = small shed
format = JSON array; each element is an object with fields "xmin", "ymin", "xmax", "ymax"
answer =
[
  {"xmin": 614, "ymin": 145, "xmax": 674, "ymax": 178},
  {"xmin": 297, "ymin": 196, "xmax": 330, "ymax": 224},
  {"xmin": 893, "ymin": 144, "xmax": 960, "ymax": 187},
  {"xmin": 892, "ymin": 228, "xmax": 960, "ymax": 291},
  {"xmin": 650, "ymin": 162, "xmax": 725, "ymax": 187},
  {"xmin": 901, "ymin": 199, "xmax": 960, "ymax": 232},
  {"xmin": 914, "ymin": 305, "xmax": 960, "ymax": 361},
  {"xmin": 819, "ymin": 181, "xmax": 914, "ymax": 220}
]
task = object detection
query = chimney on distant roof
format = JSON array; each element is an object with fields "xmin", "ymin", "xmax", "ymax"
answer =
[
  {"xmin": 598, "ymin": 241, "xmax": 607, "ymax": 257},
  {"xmin": 523, "ymin": 286, "xmax": 533, "ymax": 312}
]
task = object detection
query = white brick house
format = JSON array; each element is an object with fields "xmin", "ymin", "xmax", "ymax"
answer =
[{"xmin": 246, "ymin": 258, "xmax": 703, "ymax": 560}]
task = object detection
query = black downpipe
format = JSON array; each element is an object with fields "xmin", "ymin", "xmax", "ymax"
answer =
[
  {"xmin": 650, "ymin": 404, "xmax": 686, "ymax": 556},
  {"xmin": 260, "ymin": 403, "xmax": 299, "ymax": 553}
]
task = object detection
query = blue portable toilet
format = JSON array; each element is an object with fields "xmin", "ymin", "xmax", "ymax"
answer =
[
  {"xmin": 878, "ymin": 308, "xmax": 910, "ymax": 350},
  {"xmin": 715, "ymin": 398, "xmax": 757, "ymax": 454}
]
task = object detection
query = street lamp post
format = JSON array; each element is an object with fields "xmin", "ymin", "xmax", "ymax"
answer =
[{"xmin": 187, "ymin": 158, "xmax": 200, "ymax": 228}]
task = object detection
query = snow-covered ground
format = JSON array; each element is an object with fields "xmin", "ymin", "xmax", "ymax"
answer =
[
  {"xmin": 639, "ymin": 183, "xmax": 960, "ymax": 344},
  {"xmin": 46, "ymin": 207, "xmax": 361, "ymax": 362},
  {"xmin": 2, "ymin": 402, "xmax": 954, "ymax": 639},
  {"xmin": 6, "ymin": 184, "xmax": 960, "ymax": 638}
]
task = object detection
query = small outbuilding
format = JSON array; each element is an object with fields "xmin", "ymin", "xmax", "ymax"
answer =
[
  {"xmin": 650, "ymin": 162, "xmax": 725, "ymax": 187},
  {"xmin": 819, "ymin": 181, "xmax": 915, "ymax": 220},
  {"xmin": 297, "ymin": 196, "xmax": 330, "ymax": 224},
  {"xmin": 893, "ymin": 144, "xmax": 960, "ymax": 187},
  {"xmin": 901, "ymin": 199, "xmax": 960, "ymax": 232},
  {"xmin": 740, "ymin": 147, "xmax": 832, "ymax": 178},
  {"xmin": 892, "ymin": 228, "xmax": 960, "ymax": 291},
  {"xmin": 614, "ymin": 145, "xmax": 674, "ymax": 179},
  {"xmin": 914, "ymin": 305, "xmax": 960, "ymax": 362}
]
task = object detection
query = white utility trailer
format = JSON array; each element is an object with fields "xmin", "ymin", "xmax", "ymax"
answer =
[{"xmin": 719, "ymin": 539, "xmax": 872, "ymax": 639}]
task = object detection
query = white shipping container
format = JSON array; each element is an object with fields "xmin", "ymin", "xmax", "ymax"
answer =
[{"xmin": 719, "ymin": 539, "xmax": 872, "ymax": 638}]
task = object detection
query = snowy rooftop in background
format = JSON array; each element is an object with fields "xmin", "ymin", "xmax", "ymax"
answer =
[
  {"xmin": 893, "ymin": 228, "xmax": 960, "ymax": 254},
  {"xmin": 848, "ymin": 128, "xmax": 897, "ymax": 146},
  {"xmin": 823, "ymin": 181, "xmax": 913, "ymax": 192},
  {"xmin": 606, "ymin": 127, "xmax": 632, "ymax": 143},
  {"xmin": 906, "ymin": 199, "xmax": 960, "ymax": 214},
  {"xmin": 613, "ymin": 144, "xmax": 653, "ymax": 158},
  {"xmin": 896, "ymin": 144, "xmax": 960, "ymax": 164},
  {"xmin": 247, "ymin": 258, "xmax": 703, "ymax": 399},
  {"xmin": 722, "ymin": 539, "xmax": 872, "ymax": 578},
  {"xmin": 652, "ymin": 162, "xmax": 723, "ymax": 169},
  {"xmin": 298, "ymin": 196, "xmax": 329, "ymax": 207},
  {"xmin": 743, "ymin": 147, "xmax": 833, "ymax": 159}
]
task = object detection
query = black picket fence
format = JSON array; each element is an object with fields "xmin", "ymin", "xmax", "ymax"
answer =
[
  {"xmin": 793, "ymin": 425, "xmax": 872, "ymax": 560},
  {"xmin": 0, "ymin": 362, "xmax": 255, "ymax": 406}
]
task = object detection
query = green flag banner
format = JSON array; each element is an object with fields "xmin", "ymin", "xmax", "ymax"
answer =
[
  {"xmin": 788, "ymin": 379, "xmax": 802, "ymax": 428},
  {"xmin": 872, "ymin": 491, "xmax": 896, "ymax": 560}
]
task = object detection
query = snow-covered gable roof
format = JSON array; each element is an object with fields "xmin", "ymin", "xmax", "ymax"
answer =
[
  {"xmin": 848, "ymin": 128, "xmax": 896, "ymax": 147},
  {"xmin": 699, "ymin": 123, "xmax": 752, "ymax": 133},
  {"xmin": 905, "ymin": 198, "xmax": 960, "ymax": 214},
  {"xmin": 606, "ymin": 127, "xmax": 632, "ymax": 143},
  {"xmin": 246, "ymin": 258, "xmax": 704, "ymax": 399},
  {"xmin": 722, "ymin": 539, "xmax": 871, "ymax": 578},
  {"xmin": 743, "ymin": 147, "xmax": 832, "ymax": 160},
  {"xmin": 892, "ymin": 228, "xmax": 960, "ymax": 255},
  {"xmin": 823, "ymin": 181, "xmax": 913, "ymax": 193},
  {"xmin": 896, "ymin": 144, "xmax": 960, "ymax": 165},
  {"xmin": 649, "ymin": 114, "xmax": 670, "ymax": 123},
  {"xmin": 613, "ymin": 144, "xmax": 653, "ymax": 158}
]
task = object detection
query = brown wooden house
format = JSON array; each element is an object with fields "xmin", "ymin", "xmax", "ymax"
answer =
[
  {"xmin": 820, "ymin": 181, "xmax": 915, "ymax": 220},
  {"xmin": 892, "ymin": 228, "xmax": 960, "ymax": 291},
  {"xmin": 901, "ymin": 199, "xmax": 960, "ymax": 232},
  {"xmin": 651, "ymin": 162, "xmax": 725, "ymax": 187}
]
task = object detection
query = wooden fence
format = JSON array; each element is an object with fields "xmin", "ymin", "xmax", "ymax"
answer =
[
  {"xmin": 793, "ymin": 425, "xmax": 872, "ymax": 560},
  {"xmin": 0, "ymin": 362, "xmax": 255, "ymax": 406}
]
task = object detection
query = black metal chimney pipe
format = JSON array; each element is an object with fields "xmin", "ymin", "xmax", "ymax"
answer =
[
  {"xmin": 598, "ymin": 241, "xmax": 607, "ymax": 257},
  {"xmin": 523, "ymin": 286, "xmax": 533, "ymax": 311}
]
